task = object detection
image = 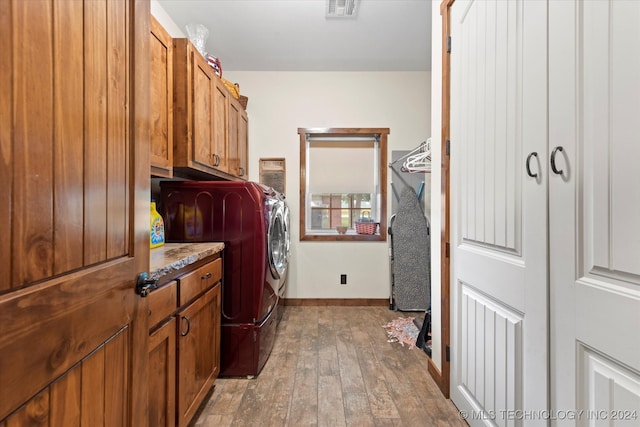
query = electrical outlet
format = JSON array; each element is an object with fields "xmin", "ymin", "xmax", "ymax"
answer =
[{"xmin": 340, "ymin": 274, "xmax": 347, "ymax": 285}]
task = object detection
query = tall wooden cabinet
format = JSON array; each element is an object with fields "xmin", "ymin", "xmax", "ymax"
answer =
[{"xmin": 0, "ymin": 0, "xmax": 150, "ymax": 424}]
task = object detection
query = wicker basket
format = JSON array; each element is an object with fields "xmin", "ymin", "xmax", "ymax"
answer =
[
  {"xmin": 239, "ymin": 95, "xmax": 248, "ymax": 110},
  {"xmin": 221, "ymin": 78, "xmax": 240, "ymax": 99},
  {"xmin": 355, "ymin": 221, "xmax": 379, "ymax": 235}
]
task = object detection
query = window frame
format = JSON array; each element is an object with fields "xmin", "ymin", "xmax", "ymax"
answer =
[{"xmin": 298, "ymin": 127, "xmax": 388, "ymax": 242}]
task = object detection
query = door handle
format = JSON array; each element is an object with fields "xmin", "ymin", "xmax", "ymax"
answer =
[
  {"xmin": 550, "ymin": 146, "xmax": 564, "ymax": 175},
  {"xmin": 526, "ymin": 152, "xmax": 538, "ymax": 178},
  {"xmin": 135, "ymin": 272, "xmax": 158, "ymax": 297}
]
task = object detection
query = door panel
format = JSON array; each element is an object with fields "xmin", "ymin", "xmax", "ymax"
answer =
[
  {"xmin": 550, "ymin": 0, "xmax": 640, "ymax": 419},
  {"xmin": 193, "ymin": 57, "xmax": 213, "ymax": 168},
  {"xmin": 0, "ymin": 0, "xmax": 149, "ymax": 424},
  {"xmin": 228, "ymin": 99, "xmax": 240, "ymax": 176},
  {"xmin": 4, "ymin": 327, "xmax": 129, "ymax": 427},
  {"xmin": 460, "ymin": 285, "xmax": 523, "ymax": 419},
  {"xmin": 213, "ymin": 78, "xmax": 229, "ymax": 173},
  {"xmin": 450, "ymin": 0, "xmax": 548, "ymax": 422},
  {"xmin": 53, "ymin": 0, "xmax": 85, "ymax": 274},
  {"xmin": 11, "ymin": 0, "xmax": 55, "ymax": 285}
]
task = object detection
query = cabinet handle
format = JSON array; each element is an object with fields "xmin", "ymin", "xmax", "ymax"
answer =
[
  {"xmin": 525, "ymin": 152, "xmax": 538, "ymax": 178},
  {"xmin": 180, "ymin": 315, "xmax": 191, "ymax": 336},
  {"xmin": 215, "ymin": 154, "xmax": 221, "ymax": 167},
  {"xmin": 201, "ymin": 272, "xmax": 212, "ymax": 280},
  {"xmin": 239, "ymin": 167, "xmax": 245, "ymax": 176},
  {"xmin": 550, "ymin": 146, "xmax": 564, "ymax": 175}
]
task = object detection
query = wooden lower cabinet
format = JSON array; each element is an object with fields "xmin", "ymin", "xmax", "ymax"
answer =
[
  {"xmin": 149, "ymin": 318, "xmax": 177, "ymax": 427},
  {"xmin": 176, "ymin": 284, "xmax": 221, "ymax": 427},
  {"xmin": 147, "ymin": 257, "xmax": 221, "ymax": 427}
]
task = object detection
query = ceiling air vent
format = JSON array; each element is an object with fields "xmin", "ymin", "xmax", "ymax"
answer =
[{"xmin": 326, "ymin": 0, "xmax": 359, "ymax": 18}]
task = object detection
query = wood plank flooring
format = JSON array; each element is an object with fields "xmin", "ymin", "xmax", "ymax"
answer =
[{"xmin": 194, "ymin": 306, "xmax": 467, "ymax": 427}]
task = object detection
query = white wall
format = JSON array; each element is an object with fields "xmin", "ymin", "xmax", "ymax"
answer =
[
  {"xmin": 224, "ymin": 71, "xmax": 431, "ymax": 299},
  {"xmin": 150, "ymin": 0, "xmax": 185, "ymax": 37}
]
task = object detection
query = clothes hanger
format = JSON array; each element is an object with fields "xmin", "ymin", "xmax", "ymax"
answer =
[
  {"xmin": 401, "ymin": 139, "xmax": 431, "ymax": 173},
  {"xmin": 389, "ymin": 140, "xmax": 429, "ymax": 168}
]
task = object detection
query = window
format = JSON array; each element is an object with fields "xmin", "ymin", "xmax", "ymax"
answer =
[{"xmin": 299, "ymin": 127, "xmax": 388, "ymax": 241}]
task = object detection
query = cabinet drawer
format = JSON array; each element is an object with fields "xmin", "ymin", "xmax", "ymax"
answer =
[
  {"xmin": 148, "ymin": 280, "xmax": 178, "ymax": 328},
  {"xmin": 178, "ymin": 258, "xmax": 222, "ymax": 306}
]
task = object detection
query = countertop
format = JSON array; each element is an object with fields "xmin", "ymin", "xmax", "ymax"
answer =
[{"xmin": 150, "ymin": 242, "xmax": 224, "ymax": 281}]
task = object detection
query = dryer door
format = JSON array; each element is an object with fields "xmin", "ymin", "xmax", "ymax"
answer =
[
  {"xmin": 267, "ymin": 202, "xmax": 287, "ymax": 279},
  {"xmin": 283, "ymin": 203, "xmax": 291, "ymax": 262}
]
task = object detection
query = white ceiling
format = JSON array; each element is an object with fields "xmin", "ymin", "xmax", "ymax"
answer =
[{"xmin": 156, "ymin": 0, "xmax": 432, "ymax": 72}]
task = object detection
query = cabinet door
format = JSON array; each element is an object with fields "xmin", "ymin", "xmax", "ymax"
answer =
[
  {"xmin": 227, "ymin": 98, "xmax": 241, "ymax": 176},
  {"xmin": 150, "ymin": 16, "xmax": 173, "ymax": 178},
  {"xmin": 238, "ymin": 108, "xmax": 249, "ymax": 179},
  {"xmin": 0, "ymin": 0, "xmax": 149, "ymax": 424},
  {"xmin": 149, "ymin": 318, "xmax": 176, "ymax": 427},
  {"xmin": 176, "ymin": 283, "xmax": 221, "ymax": 427},
  {"xmin": 212, "ymin": 77, "xmax": 229, "ymax": 173},
  {"xmin": 192, "ymin": 52, "xmax": 215, "ymax": 170}
]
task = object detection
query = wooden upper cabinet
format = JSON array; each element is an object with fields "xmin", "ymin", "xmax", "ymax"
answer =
[
  {"xmin": 192, "ymin": 56, "xmax": 216, "ymax": 169},
  {"xmin": 238, "ymin": 105, "xmax": 249, "ymax": 179},
  {"xmin": 0, "ymin": 0, "xmax": 150, "ymax": 424},
  {"xmin": 227, "ymin": 97, "xmax": 240, "ymax": 177},
  {"xmin": 212, "ymin": 76, "xmax": 229, "ymax": 173},
  {"xmin": 150, "ymin": 15, "xmax": 173, "ymax": 178},
  {"xmin": 172, "ymin": 37, "xmax": 248, "ymax": 181},
  {"xmin": 173, "ymin": 38, "xmax": 229, "ymax": 178},
  {"xmin": 228, "ymin": 97, "xmax": 248, "ymax": 179}
]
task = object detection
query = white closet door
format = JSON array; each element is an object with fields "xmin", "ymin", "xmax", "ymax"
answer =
[
  {"xmin": 550, "ymin": 0, "xmax": 640, "ymax": 423},
  {"xmin": 450, "ymin": 0, "xmax": 548, "ymax": 424}
]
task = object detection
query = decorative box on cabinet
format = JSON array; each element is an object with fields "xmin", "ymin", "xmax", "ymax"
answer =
[
  {"xmin": 147, "ymin": 256, "xmax": 222, "ymax": 427},
  {"xmin": 150, "ymin": 15, "xmax": 174, "ymax": 178}
]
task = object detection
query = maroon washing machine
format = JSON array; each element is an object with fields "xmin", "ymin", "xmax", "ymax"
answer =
[{"xmin": 160, "ymin": 181, "xmax": 290, "ymax": 377}]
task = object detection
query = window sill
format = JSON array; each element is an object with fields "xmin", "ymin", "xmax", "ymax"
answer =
[{"xmin": 300, "ymin": 232, "xmax": 386, "ymax": 242}]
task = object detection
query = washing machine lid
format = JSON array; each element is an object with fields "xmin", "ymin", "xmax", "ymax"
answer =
[{"xmin": 268, "ymin": 202, "xmax": 287, "ymax": 279}]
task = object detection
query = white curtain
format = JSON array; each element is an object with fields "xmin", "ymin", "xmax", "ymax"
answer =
[{"xmin": 308, "ymin": 138, "xmax": 376, "ymax": 194}]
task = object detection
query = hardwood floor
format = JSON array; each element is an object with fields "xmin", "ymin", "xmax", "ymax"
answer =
[{"xmin": 193, "ymin": 306, "xmax": 467, "ymax": 426}]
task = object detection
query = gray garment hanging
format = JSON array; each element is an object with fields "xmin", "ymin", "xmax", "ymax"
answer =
[{"xmin": 391, "ymin": 186, "xmax": 430, "ymax": 311}]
